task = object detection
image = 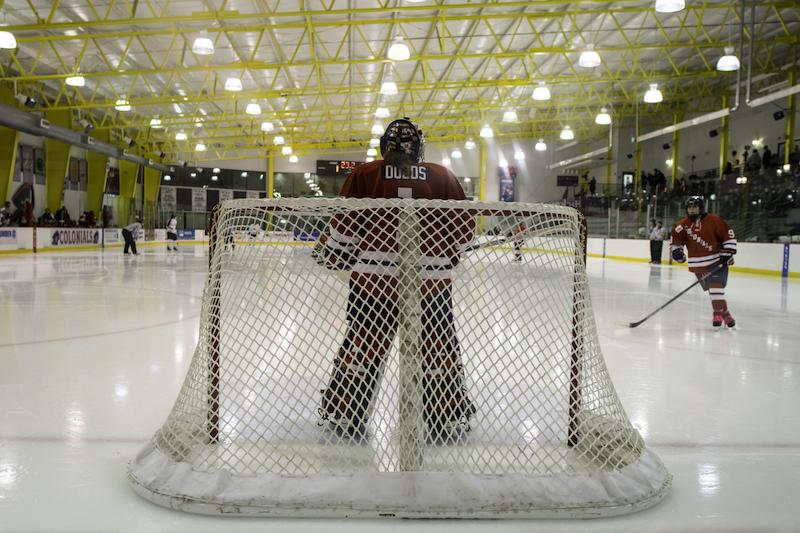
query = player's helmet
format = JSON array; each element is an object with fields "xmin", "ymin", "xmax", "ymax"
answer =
[
  {"xmin": 685, "ymin": 196, "xmax": 705, "ymax": 221},
  {"xmin": 380, "ymin": 118, "xmax": 424, "ymax": 163}
]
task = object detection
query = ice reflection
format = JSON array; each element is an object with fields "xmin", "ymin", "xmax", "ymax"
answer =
[{"xmin": 697, "ymin": 464, "xmax": 720, "ymax": 496}]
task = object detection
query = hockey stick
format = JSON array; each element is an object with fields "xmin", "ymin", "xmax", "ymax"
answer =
[
  {"xmin": 628, "ymin": 261, "xmax": 728, "ymax": 328},
  {"xmin": 461, "ymin": 237, "xmax": 509, "ymax": 253}
]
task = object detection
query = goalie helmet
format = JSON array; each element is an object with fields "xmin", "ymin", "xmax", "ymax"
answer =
[
  {"xmin": 685, "ymin": 196, "xmax": 705, "ymax": 221},
  {"xmin": 380, "ymin": 118, "xmax": 425, "ymax": 163}
]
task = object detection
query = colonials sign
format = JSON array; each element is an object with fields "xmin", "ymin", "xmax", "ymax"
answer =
[
  {"xmin": 0, "ymin": 228, "xmax": 16, "ymax": 244},
  {"xmin": 50, "ymin": 228, "xmax": 101, "ymax": 247}
]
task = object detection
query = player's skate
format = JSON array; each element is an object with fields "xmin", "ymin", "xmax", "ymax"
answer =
[
  {"xmin": 318, "ymin": 358, "xmax": 379, "ymax": 443},
  {"xmin": 712, "ymin": 312, "xmax": 723, "ymax": 328},
  {"xmin": 722, "ymin": 312, "xmax": 736, "ymax": 328},
  {"xmin": 423, "ymin": 366, "xmax": 476, "ymax": 445}
]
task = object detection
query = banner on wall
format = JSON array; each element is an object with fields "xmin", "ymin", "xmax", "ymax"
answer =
[
  {"xmin": 498, "ymin": 164, "xmax": 517, "ymax": 202},
  {"xmin": 219, "ymin": 189, "xmax": 234, "ymax": 202},
  {"xmin": 161, "ymin": 186, "xmax": 177, "ymax": 211},
  {"xmin": 247, "ymin": 190, "xmax": 259, "ymax": 199},
  {"xmin": 49, "ymin": 228, "xmax": 100, "ymax": 247},
  {"xmin": 177, "ymin": 229, "xmax": 196, "ymax": 240},
  {"xmin": 192, "ymin": 188, "xmax": 207, "ymax": 212},
  {"xmin": 103, "ymin": 229, "xmax": 121, "ymax": 244},
  {"xmin": 0, "ymin": 228, "xmax": 17, "ymax": 244}
]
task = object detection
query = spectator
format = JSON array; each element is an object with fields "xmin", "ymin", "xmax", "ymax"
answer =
[
  {"xmin": 38, "ymin": 208, "xmax": 55, "ymax": 226},
  {"xmin": 747, "ymin": 149, "xmax": 762, "ymax": 173},
  {"xmin": 649, "ymin": 220, "xmax": 666, "ymax": 264},
  {"xmin": 86, "ymin": 211, "xmax": 96, "ymax": 227},
  {"xmin": 762, "ymin": 145, "xmax": 772, "ymax": 168},
  {"xmin": 0, "ymin": 201, "xmax": 12, "ymax": 226},
  {"xmin": 78, "ymin": 212, "xmax": 87, "ymax": 227},
  {"xmin": 589, "ymin": 176, "xmax": 597, "ymax": 196},
  {"xmin": 743, "ymin": 148, "xmax": 750, "ymax": 169},
  {"xmin": 723, "ymin": 160, "xmax": 733, "ymax": 176}
]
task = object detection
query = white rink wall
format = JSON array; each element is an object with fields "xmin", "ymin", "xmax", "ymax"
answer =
[
  {"xmin": 588, "ymin": 237, "xmax": 800, "ymax": 277},
  {"xmin": 0, "ymin": 227, "xmax": 207, "ymax": 252}
]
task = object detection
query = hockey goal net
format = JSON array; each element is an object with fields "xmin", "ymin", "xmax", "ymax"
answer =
[{"xmin": 128, "ymin": 198, "xmax": 670, "ymax": 518}]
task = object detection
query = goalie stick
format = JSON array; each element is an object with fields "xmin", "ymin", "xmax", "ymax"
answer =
[{"xmin": 628, "ymin": 261, "xmax": 728, "ymax": 328}]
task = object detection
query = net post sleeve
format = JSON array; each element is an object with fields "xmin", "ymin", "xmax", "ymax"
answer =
[
  {"xmin": 568, "ymin": 210, "xmax": 588, "ymax": 448},
  {"xmin": 206, "ymin": 203, "xmax": 221, "ymax": 444},
  {"xmin": 397, "ymin": 206, "xmax": 424, "ymax": 471}
]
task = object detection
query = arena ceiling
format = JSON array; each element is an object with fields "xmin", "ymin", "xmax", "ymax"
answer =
[{"xmin": 1, "ymin": 0, "xmax": 798, "ymax": 162}]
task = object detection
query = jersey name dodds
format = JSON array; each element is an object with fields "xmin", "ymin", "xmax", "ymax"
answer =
[{"xmin": 383, "ymin": 164, "xmax": 427, "ymax": 180}]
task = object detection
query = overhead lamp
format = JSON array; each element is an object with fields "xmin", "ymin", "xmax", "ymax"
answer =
[
  {"xmin": 442, "ymin": 157, "xmax": 451, "ymax": 167},
  {"xmin": 175, "ymin": 131, "xmax": 187, "ymax": 141},
  {"xmin": 375, "ymin": 107, "xmax": 391, "ymax": 118},
  {"xmin": 289, "ymin": 155, "xmax": 298, "ymax": 163},
  {"xmin": 654, "ymin": 0, "xmax": 685, "ymax": 13},
  {"xmin": 15, "ymin": 94, "xmax": 36, "ymax": 108},
  {"xmin": 578, "ymin": 44, "xmax": 601, "ymax": 68},
  {"xmin": 595, "ymin": 107, "xmax": 612, "ymax": 125},
  {"xmin": 281, "ymin": 146, "xmax": 292, "ymax": 155},
  {"xmin": 502, "ymin": 110, "xmax": 518, "ymax": 122},
  {"xmin": 643, "ymin": 83, "xmax": 663, "ymax": 103},
  {"xmin": 387, "ymin": 38, "xmax": 411, "ymax": 61},
  {"xmin": 369, "ymin": 138, "xmax": 380, "ymax": 147},
  {"xmin": 0, "ymin": 30, "xmax": 17, "ymax": 49},
  {"xmin": 260, "ymin": 121, "xmax": 274, "ymax": 132},
  {"xmin": 192, "ymin": 32, "xmax": 214, "ymax": 55},
  {"xmin": 78, "ymin": 119, "xmax": 94, "ymax": 133},
  {"xmin": 195, "ymin": 143, "xmax": 207, "ymax": 152},
  {"xmin": 365, "ymin": 157, "xmax": 375, "ymax": 162},
  {"xmin": 224, "ymin": 77, "xmax": 243, "ymax": 91},
  {"xmin": 194, "ymin": 118, "xmax": 203, "ymax": 127},
  {"xmin": 371, "ymin": 124, "xmax": 384, "ymax": 135},
  {"xmin": 211, "ymin": 175, "xmax": 219, "ymax": 181},
  {"xmin": 273, "ymin": 135, "xmax": 285, "ymax": 145},
  {"xmin": 479, "ymin": 125, "xmax": 494, "ymax": 138},
  {"xmin": 241, "ymin": 172, "xmax": 248, "ymax": 177},
  {"xmin": 149, "ymin": 118, "xmax": 163, "ymax": 128},
  {"xmin": 535, "ymin": 139, "xmax": 547, "ymax": 151},
  {"xmin": 464, "ymin": 139, "xmax": 476, "ymax": 150},
  {"xmin": 212, "ymin": 167, "xmax": 221, "ymax": 173},
  {"xmin": 380, "ymin": 81, "xmax": 398, "ymax": 95},
  {"xmin": 190, "ymin": 172, "xmax": 197, "ymax": 178},
  {"xmin": 560, "ymin": 126, "xmax": 575, "ymax": 140},
  {"xmin": 716, "ymin": 47, "xmax": 741, "ymax": 72},
  {"xmin": 114, "ymin": 98, "xmax": 131, "ymax": 111},
  {"xmin": 783, "ymin": 163, "xmax": 791, "ymax": 172},
  {"xmin": 532, "ymin": 81, "xmax": 551, "ymax": 101},
  {"xmin": 163, "ymin": 175, "xmax": 171, "ymax": 181},
  {"xmin": 366, "ymin": 147, "xmax": 378, "ymax": 157},
  {"xmin": 665, "ymin": 158, "xmax": 673, "ymax": 167},
  {"xmin": 451, "ymin": 148, "xmax": 462, "ymax": 159},
  {"xmin": 514, "ymin": 150, "xmax": 525, "ymax": 161},
  {"xmin": 245, "ymin": 102, "xmax": 261, "ymax": 115},
  {"xmin": 65, "ymin": 75, "xmax": 85, "ymax": 87}
]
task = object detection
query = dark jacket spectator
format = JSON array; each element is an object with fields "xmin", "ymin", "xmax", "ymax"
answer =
[
  {"xmin": 747, "ymin": 150, "xmax": 762, "ymax": 172},
  {"xmin": 762, "ymin": 146, "xmax": 772, "ymax": 168},
  {"xmin": 588, "ymin": 176, "xmax": 597, "ymax": 195},
  {"xmin": 38, "ymin": 208, "xmax": 55, "ymax": 226}
]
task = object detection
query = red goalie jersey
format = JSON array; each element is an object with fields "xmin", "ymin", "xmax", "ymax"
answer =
[
  {"xmin": 323, "ymin": 160, "xmax": 475, "ymax": 297},
  {"xmin": 669, "ymin": 214, "xmax": 737, "ymax": 273}
]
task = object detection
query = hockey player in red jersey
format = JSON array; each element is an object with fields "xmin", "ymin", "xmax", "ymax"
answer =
[
  {"xmin": 316, "ymin": 118, "xmax": 477, "ymax": 441},
  {"xmin": 669, "ymin": 196, "xmax": 737, "ymax": 328}
]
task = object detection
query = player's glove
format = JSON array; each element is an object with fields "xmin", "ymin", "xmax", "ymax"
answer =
[
  {"xmin": 671, "ymin": 248, "xmax": 686, "ymax": 263},
  {"xmin": 719, "ymin": 249, "xmax": 735, "ymax": 266},
  {"xmin": 311, "ymin": 241, "xmax": 356, "ymax": 271}
]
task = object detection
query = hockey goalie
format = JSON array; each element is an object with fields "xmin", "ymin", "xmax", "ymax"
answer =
[{"xmin": 313, "ymin": 118, "xmax": 477, "ymax": 443}]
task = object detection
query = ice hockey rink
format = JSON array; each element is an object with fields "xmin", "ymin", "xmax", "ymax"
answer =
[{"xmin": 0, "ymin": 245, "xmax": 797, "ymax": 532}]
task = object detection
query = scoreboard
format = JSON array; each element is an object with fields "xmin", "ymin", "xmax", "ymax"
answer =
[{"xmin": 316, "ymin": 160, "xmax": 364, "ymax": 177}]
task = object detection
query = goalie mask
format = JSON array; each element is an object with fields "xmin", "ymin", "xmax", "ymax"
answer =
[
  {"xmin": 685, "ymin": 196, "xmax": 705, "ymax": 222},
  {"xmin": 380, "ymin": 118, "xmax": 425, "ymax": 163}
]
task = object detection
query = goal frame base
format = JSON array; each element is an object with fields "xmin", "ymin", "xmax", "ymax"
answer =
[{"xmin": 129, "ymin": 443, "xmax": 671, "ymax": 519}]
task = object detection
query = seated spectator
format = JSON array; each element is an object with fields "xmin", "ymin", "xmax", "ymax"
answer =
[
  {"xmin": 78, "ymin": 212, "xmax": 87, "ymax": 227},
  {"xmin": 86, "ymin": 211, "xmax": 96, "ymax": 227},
  {"xmin": 723, "ymin": 160, "xmax": 733, "ymax": 175},
  {"xmin": 0, "ymin": 201, "xmax": 12, "ymax": 226},
  {"xmin": 38, "ymin": 208, "xmax": 55, "ymax": 226}
]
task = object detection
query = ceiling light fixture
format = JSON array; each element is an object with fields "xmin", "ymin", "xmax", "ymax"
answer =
[
  {"xmin": 464, "ymin": 139, "xmax": 476, "ymax": 150},
  {"xmin": 0, "ymin": 30, "xmax": 16, "ymax": 49},
  {"xmin": 245, "ymin": 102, "xmax": 261, "ymax": 115},
  {"xmin": 479, "ymin": 125, "xmax": 494, "ymax": 138},
  {"xmin": 387, "ymin": 38, "xmax": 411, "ymax": 61},
  {"xmin": 644, "ymin": 83, "xmax": 663, "ymax": 103},
  {"xmin": 502, "ymin": 110, "xmax": 518, "ymax": 122},
  {"xmin": 65, "ymin": 75, "xmax": 85, "ymax": 87},
  {"xmin": 366, "ymin": 147, "xmax": 378, "ymax": 157},
  {"xmin": 192, "ymin": 31, "xmax": 214, "ymax": 55},
  {"xmin": 365, "ymin": 157, "xmax": 375, "ymax": 163},
  {"xmin": 451, "ymin": 148, "xmax": 463, "ymax": 159},
  {"xmin": 149, "ymin": 118, "xmax": 162, "ymax": 128},
  {"xmin": 260, "ymin": 121, "xmax": 274, "ymax": 132},
  {"xmin": 375, "ymin": 107, "xmax": 391, "ymax": 118},
  {"xmin": 195, "ymin": 143, "xmax": 207, "ymax": 152},
  {"xmin": 371, "ymin": 124, "xmax": 384, "ymax": 135},
  {"xmin": 578, "ymin": 44, "xmax": 601, "ymax": 68},
  {"xmin": 281, "ymin": 146, "xmax": 292, "ymax": 155},
  {"xmin": 595, "ymin": 107, "xmax": 612, "ymax": 125},
  {"xmin": 114, "ymin": 98, "xmax": 131, "ymax": 111},
  {"xmin": 369, "ymin": 138, "xmax": 380, "ymax": 147},
  {"xmin": 224, "ymin": 77, "xmax": 243, "ymax": 91},
  {"xmin": 380, "ymin": 81, "xmax": 398, "ymax": 96},
  {"xmin": 654, "ymin": 0, "xmax": 685, "ymax": 13},
  {"xmin": 560, "ymin": 126, "xmax": 575, "ymax": 140},
  {"xmin": 535, "ymin": 139, "xmax": 547, "ymax": 151},
  {"xmin": 514, "ymin": 150, "xmax": 525, "ymax": 161},
  {"xmin": 175, "ymin": 131, "xmax": 187, "ymax": 141},
  {"xmin": 532, "ymin": 81, "xmax": 551, "ymax": 101},
  {"xmin": 273, "ymin": 135, "xmax": 285, "ymax": 145},
  {"xmin": 289, "ymin": 155, "xmax": 298, "ymax": 163},
  {"xmin": 716, "ymin": 47, "xmax": 741, "ymax": 72}
]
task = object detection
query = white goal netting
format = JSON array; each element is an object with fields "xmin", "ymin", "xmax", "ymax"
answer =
[{"xmin": 128, "ymin": 198, "xmax": 670, "ymax": 518}]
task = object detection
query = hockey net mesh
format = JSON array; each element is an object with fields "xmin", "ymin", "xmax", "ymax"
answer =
[{"xmin": 129, "ymin": 198, "xmax": 670, "ymax": 517}]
